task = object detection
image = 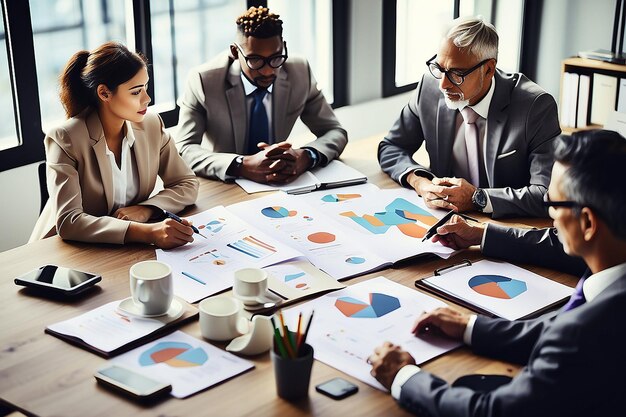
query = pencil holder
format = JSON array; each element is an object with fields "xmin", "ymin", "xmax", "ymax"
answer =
[{"xmin": 270, "ymin": 342, "xmax": 314, "ymax": 400}]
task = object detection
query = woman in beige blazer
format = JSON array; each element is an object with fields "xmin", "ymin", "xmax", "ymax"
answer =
[{"xmin": 30, "ymin": 42, "xmax": 199, "ymax": 248}]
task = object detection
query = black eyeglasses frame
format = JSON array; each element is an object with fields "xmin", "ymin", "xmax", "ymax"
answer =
[{"xmin": 234, "ymin": 42, "xmax": 288, "ymax": 70}]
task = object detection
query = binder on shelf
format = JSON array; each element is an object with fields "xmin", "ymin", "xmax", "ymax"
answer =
[
  {"xmin": 560, "ymin": 72, "xmax": 573, "ymax": 128},
  {"xmin": 569, "ymin": 73, "xmax": 580, "ymax": 128},
  {"xmin": 591, "ymin": 73, "xmax": 618, "ymax": 125},
  {"xmin": 414, "ymin": 259, "xmax": 573, "ymax": 320},
  {"xmin": 617, "ymin": 78, "xmax": 626, "ymax": 114},
  {"xmin": 577, "ymin": 75, "xmax": 591, "ymax": 128}
]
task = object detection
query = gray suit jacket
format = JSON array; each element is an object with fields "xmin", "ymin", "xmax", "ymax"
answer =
[
  {"xmin": 378, "ymin": 70, "xmax": 561, "ymax": 218},
  {"xmin": 398, "ymin": 271, "xmax": 626, "ymax": 417},
  {"xmin": 175, "ymin": 52, "xmax": 348, "ymax": 181}
]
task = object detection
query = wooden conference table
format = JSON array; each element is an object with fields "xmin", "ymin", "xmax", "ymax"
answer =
[{"xmin": 0, "ymin": 136, "xmax": 572, "ymax": 417}]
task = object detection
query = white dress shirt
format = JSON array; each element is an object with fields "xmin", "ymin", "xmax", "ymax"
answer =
[{"xmin": 103, "ymin": 135, "xmax": 139, "ymax": 213}]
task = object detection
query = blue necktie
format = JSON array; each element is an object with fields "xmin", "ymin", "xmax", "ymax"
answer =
[
  {"xmin": 561, "ymin": 271, "xmax": 589, "ymax": 312},
  {"xmin": 247, "ymin": 88, "xmax": 269, "ymax": 155}
]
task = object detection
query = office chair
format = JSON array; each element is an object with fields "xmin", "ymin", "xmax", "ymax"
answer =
[{"xmin": 38, "ymin": 161, "xmax": 49, "ymax": 214}]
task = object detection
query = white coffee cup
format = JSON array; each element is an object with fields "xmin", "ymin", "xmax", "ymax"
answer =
[
  {"xmin": 129, "ymin": 260, "xmax": 173, "ymax": 316},
  {"xmin": 199, "ymin": 296, "xmax": 248, "ymax": 341},
  {"xmin": 233, "ymin": 268, "xmax": 269, "ymax": 304}
]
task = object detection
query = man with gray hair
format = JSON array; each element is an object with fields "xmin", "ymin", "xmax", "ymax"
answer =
[{"xmin": 378, "ymin": 17, "xmax": 560, "ymax": 218}]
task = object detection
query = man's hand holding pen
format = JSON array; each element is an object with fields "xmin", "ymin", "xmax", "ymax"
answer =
[{"xmin": 431, "ymin": 215, "xmax": 485, "ymax": 250}]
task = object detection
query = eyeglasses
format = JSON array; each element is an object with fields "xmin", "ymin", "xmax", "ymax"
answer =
[
  {"xmin": 234, "ymin": 42, "xmax": 288, "ymax": 70},
  {"xmin": 542, "ymin": 192, "xmax": 584, "ymax": 209},
  {"xmin": 426, "ymin": 54, "xmax": 492, "ymax": 86}
]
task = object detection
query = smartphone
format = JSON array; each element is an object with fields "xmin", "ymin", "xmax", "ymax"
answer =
[
  {"xmin": 94, "ymin": 365, "xmax": 171, "ymax": 400},
  {"xmin": 14, "ymin": 265, "xmax": 101, "ymax": 296},
  {"xmin": 316, "ymin": 377, "xmax": 358, "ymax": 400}
]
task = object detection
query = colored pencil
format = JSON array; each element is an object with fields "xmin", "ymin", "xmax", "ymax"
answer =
[
  {"xmin": 270, "ymin": 316, "xmax": 288, "ymax": 358},
  {"xmin": 299, "ymin": 310, "xmax": 315, "ymax": 354},
  {"xmin": 295, "ymin": 312, "xmax": 303, "ymax": 350},
  {"xmin": 278, "ymin": 310, "xmax": 296, "ymax": 358}
]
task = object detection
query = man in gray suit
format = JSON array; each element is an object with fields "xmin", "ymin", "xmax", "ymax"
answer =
[
  {"xmin": 378, "ymin": 17, "xmax": 560, "ymax": 218},
  {"xmin": 175, "ymin": 6, "xmax": 347, "ymax": 183},
  {"xmin": 368, "ymin": 130, "xmax": 626, "ymax": 416}
]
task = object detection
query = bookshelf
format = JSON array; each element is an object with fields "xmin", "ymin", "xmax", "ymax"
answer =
[{"xmin": 559, "ymin": 57, "xmax": 626, "ymax": 134}]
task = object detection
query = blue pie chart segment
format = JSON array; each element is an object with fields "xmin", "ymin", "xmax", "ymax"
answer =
[{"xmin": 468, "ymin": 275, "xmax": 527, "ymax": 299}]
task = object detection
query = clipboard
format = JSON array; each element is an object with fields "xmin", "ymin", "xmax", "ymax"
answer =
[{"xmin": 415, "ymin": 259, "xmax": 572, "ymax": 320}]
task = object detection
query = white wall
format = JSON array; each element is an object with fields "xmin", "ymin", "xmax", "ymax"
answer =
[{"xmin": 535, "ymin": 0, "xmax": 616, "ymax": 98}]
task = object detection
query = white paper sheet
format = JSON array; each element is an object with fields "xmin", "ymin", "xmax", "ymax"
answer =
[
  {"xmin": 283, "ymin": 277, "xmax": 461, "ymax": 390},
  {"xmin": 156, "ymin": 206, "xmax": 303, "ymax": 303},
  {"xmin": 109, "ymin": 331, "xmax": 254, "ymax": 398},
  {"xmin": 422, "ymin": 259, "xmax": 574, "ymax": 320},
  {"xmin": 46, "ymin": 301, "xmax": 167, "ymax": 353},
  {"xmin": 228, "ymin": 184, "xmax": 454, "ymax": 280}
]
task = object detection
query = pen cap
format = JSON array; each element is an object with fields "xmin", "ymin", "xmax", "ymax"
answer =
[{"xmin": 270, "ymin": 343, "xmax": 314, "ymax": 401}]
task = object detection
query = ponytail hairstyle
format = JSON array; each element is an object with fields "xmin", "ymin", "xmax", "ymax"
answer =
[{"xmin": 59, "ymin": 41, "xmax": 148, "ymax": 118}]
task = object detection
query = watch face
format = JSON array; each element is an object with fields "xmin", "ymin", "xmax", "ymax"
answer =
[{"xmin": 474, "ymin": 189, "xmax": 487, "ymax": 208}]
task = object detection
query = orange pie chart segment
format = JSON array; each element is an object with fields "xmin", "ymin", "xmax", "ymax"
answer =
[{"xmin": 307, "ymin": 232, "xmax": 336, "ymax": 244}]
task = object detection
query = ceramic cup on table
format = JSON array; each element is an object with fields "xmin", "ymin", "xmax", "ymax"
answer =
[
  {"xmin": 199, "ymin": 296, "xmax": 248, "ymax": 341},
  {"xmin": 129, "ymin": 260, "xmax": 174, "ymax": 316}
]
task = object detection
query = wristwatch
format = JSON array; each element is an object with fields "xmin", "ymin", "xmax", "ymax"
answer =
[
  {"xmin": 472, "ymin": 188, "xmax": 488, "ymax": 211},
  {"xmin": 304, "ymin": 148, "xmax": 319, "ymax": 169}
]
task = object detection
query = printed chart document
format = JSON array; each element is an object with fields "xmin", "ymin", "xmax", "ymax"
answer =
[
  {"xmin": 228, "ymin": 183, "xmax": 455, "ymax": 279},
  {"xmin": 416, "ymin": 260, "xmax": 573, "ymax": 320},
  {"xmin": 156, "ymin": 205, "xmax": 303, "ymax": 303},
  {"xmin": 109, "ymin": 331, "xmax": 254, "ymax": 398},
  {"xmin": 235, "ymin": 160, "xmax": 367, "ymax": 194},
  {"xmin": 45, "ymin": 300, "xmax": 197, "ymax": 357},
  {"xmin": 282, "ymin": 277, "xmax": 461, "ymax": 390},
  {"xmin": 264, "ymin": 259, "xmax": 346, "ymax": 303}
]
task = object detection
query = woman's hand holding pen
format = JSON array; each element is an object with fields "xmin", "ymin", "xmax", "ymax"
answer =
[
  {"xmin": 126, "ymin": 217, "xmax": 194, "ymax": 249},
  {"xmin": 431, "ymin": 215, "xmax": 485, "ymax": 250}
]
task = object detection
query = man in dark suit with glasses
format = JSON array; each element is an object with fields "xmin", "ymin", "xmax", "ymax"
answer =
[
  {"xmin": 370, "ymin": 130, "xmax": 626, "ymax": 416},
  {"xmin": 176, "ymin": 6, "xmax": 347, "ymax": 184},
  {"xmin": 378, "ymin": 16, "xmax": 560, "ymax": 218}
]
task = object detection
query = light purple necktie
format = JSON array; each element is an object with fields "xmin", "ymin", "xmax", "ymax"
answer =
[
  {"xmin": 561, "ymin": 276, "xmax": 587, "ymax": 312},
  {"xmin": 460, "ymin": 107, "xmax": 481, "ymax": 187}
]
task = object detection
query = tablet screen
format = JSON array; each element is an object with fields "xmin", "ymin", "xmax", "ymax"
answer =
[{"xmin": 25, "ymin": 265, "xmax": 98, "ymax": 288}]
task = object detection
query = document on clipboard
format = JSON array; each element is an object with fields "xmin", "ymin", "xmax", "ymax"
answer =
[{"xmin": 415, "ymin": 259, "xmax": 573, "ymax": 320}]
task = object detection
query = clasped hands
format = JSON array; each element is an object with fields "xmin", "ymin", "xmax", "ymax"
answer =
[
  {"xmin": 368, "ymin": 307, "xmax": 471, "ymax": 390},
  {"xmin": 408, "ymin": 173, "xmax": 476, "ymax": 212},
  {"xmin": 241, "ymin": 141, "xmax": 311, "ymax": 184}
]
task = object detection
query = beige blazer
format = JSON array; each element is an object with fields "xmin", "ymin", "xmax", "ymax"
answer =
[
  {"xmin": 175, "ymin": 52, "xmax": 348, "ymax": 181},
  {"xmin": 30, "ymin": 110, "xmax": 199, "ymax": 244}
]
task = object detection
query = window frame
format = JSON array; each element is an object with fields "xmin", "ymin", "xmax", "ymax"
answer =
[
  {"xmin": 0, "ymin": 0, "xmax": 45, "ymax": 172},
  {"xmin": 382, "ymin": 0, "xmax": 461, "ymax": 98}
]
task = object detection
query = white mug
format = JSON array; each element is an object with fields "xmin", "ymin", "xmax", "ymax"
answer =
[
  {"xmin": 129, "ymin": 260, "xmax": 173, "ymax": 316},
  {"xmin": 199, "ymin": 296, "xmax": 248, "ymax": 341},
  {"xmin": 233, "ymin": 268, "xmax": 269, "ymax": 303}
]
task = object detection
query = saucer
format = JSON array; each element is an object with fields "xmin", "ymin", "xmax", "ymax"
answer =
[
  {"xmin": 234, "ymin": 291, "xmax": 282, "ymax": 307},
  {"xmin": 117, "ymin": 297, "xmax": 184, "ymax": 323}
]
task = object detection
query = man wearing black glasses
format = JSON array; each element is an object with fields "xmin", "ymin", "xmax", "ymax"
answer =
[
  {"xmin": 370, "ymin": 129, "xmax": 626, "ymax": 416},
  {"xmin": 176, "ymin": 6, "xmax": 347, "ymax": 183},
  {"xmin": 379, "ymin": 16, "xmax": 560, "ymax": 218}
]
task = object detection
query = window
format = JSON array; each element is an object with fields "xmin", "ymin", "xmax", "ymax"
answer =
[
  {"xmin": 269, "ymin": 0, "xmax": 334, "ymax": 104},
  {"xmin": 31, "ymin": 0, "xmax": 127, "ymax": 132},
  {"xmin": 149, "ymin": 0, "xmax": 246, "ymax": 115},
  {"xmin": 0, "ymin": 4, "xmax": 18, "ymax": 151}
]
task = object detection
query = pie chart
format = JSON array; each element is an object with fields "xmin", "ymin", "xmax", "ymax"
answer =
[
  {"xmin": 307, "ymin": 231, "xmax": 336, "ymax": 244},
  {"xmin": 261, "ymin": 206, "xmax": 297, "ymax": 218},
  {"xmin": 468, "ymin": 275, "xmax": 527, "ymax": 299},
  {"xmin": 139, "ymin": 342, "xmax": 208, "ymax": 368},
  {"xmin": 345, "ymin": 256, "xmax": 366, "ymax": 264},
  {"xmin": 335, "ymin": 293, "xmax": 400, "ymax": 318}
]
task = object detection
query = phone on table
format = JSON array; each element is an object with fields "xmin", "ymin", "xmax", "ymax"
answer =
[
  {"xmin": 14, "ymin": 265, "xmax": 101, "ymax": 297},
  {"xmin": 94, "ymin": 365, "xmax": 172, "ymax": 401},
  {"xmin": 316, "ymin": 377, "xmax": 359, "ymax": 400}
]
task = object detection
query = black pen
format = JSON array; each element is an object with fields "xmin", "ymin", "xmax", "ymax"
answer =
[
  {"xmin": 421, "ymin": 210, "xmax": 479, "ymax": 242},
  {"xmin": 163, "ymin": 210, "xmax": 207, "ymax": 239}
]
